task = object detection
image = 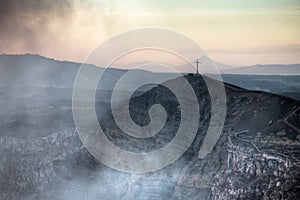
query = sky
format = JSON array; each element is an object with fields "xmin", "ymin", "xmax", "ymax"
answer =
[{"xmin": 0, "ymin": 0, "xmax": 299, "ymax": 66}]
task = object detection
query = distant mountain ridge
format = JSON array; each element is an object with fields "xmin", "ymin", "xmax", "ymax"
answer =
[
  {"xmin": 220, "ymin": 63, "xmax": 300, "ymax": 75},
  {"xmin": 0, "ymin": 54, "xmax": 127, "ymax": 88},
  {"xmin": 0, "ymin": 54, "xmax": 299, "ymax": 101},
  {"xmin": 1, "ymin": 54, "xmax": 300, "ymax": 78}
]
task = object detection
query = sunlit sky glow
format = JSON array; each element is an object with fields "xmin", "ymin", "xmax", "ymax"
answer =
[{"xmin": 0, "ymin": 0, "xmax": 299, "ymax": 67}]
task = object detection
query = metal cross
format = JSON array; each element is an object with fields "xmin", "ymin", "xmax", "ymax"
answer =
[{"xmin": 193, "ymin": 59, "xmax": 201, "ymax": 75}]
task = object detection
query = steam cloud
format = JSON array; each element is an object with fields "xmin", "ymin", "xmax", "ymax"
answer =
[{"xmin": 0, "ymin": 0, "xmax": 73, "ymax": 51}]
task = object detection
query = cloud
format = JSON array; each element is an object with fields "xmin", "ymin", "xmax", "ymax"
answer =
[
  {"xmin": 0, "ymin": 0, "xmax": 73, "ymax": 51},
  {"xmin": 0, "ymin": 0, "xmax": 125, "ymax": 56}
]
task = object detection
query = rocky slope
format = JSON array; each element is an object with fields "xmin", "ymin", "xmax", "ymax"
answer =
[
  {"xmin": 212, "ymin": 130, "xmax": 300, "ymax": 199},
  {"xmin": 0, "ymin": 74, "xmax": 299, "ymax": 199}
]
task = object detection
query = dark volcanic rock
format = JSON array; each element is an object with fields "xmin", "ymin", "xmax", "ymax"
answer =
[
  {"xmin": 0, "ymin": 73, "xmax": 299, "ymax": 200},
  {"xmin": 211, "ymin": 130, "xmax": 300, "ymax": 200}
]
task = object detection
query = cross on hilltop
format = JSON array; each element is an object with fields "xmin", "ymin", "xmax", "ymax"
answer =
[{"xmin": 193, "ymin": 59, "xmax": 201, "ymax": 75}]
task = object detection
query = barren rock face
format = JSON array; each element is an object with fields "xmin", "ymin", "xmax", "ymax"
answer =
[
  {"xmin": 212, "ymin": 131, "xmax": 300, "ymax": 200},
  {"xmin": 0, "ymin": 71, "xmax": 299, "ymax": 199}
]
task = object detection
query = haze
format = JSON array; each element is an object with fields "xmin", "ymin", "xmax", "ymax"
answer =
[{"xmin": 0, "ymin": 0, "xmax": 299, "ymax": 66}]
